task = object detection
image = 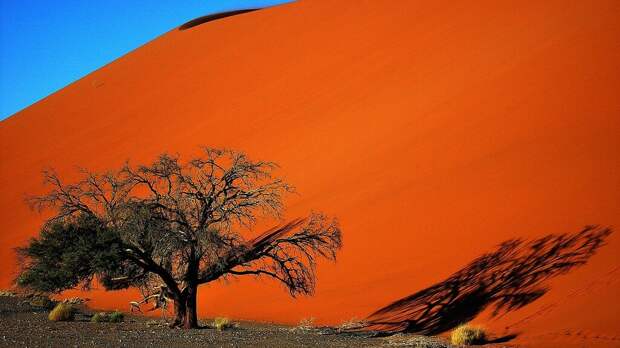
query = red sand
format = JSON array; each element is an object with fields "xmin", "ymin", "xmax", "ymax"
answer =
[{"xmin": 1, "ymin": 1, "xmax": 619, "ymax": 346}]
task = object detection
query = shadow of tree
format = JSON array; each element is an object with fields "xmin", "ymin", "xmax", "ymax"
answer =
[{"xmin": 363, "ymin": 225, "xmax": 612, "ymax": 336}]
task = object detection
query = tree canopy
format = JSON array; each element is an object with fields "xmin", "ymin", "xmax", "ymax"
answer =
[{"xmin": 17, "ymin": 148, "xmax": 342, "ymax": 328}]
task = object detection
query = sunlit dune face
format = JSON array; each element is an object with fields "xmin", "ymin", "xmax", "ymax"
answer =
[{"xmin": 1, "ymin": 1, "xmax": 619, "ymax": 347}]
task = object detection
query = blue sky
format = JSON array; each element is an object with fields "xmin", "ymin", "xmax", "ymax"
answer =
[{"xmin": 0, "ymin": 0, "xmax": 289, "ymax": 120}]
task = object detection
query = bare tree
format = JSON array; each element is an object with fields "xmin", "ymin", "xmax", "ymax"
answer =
[{"xmin": 18, "ymin": 148, "xmax": 342, "ymax": 328}]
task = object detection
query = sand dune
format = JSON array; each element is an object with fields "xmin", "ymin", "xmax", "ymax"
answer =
[{"xmin": 1, "ymin": 1, "xmax": 619, "ymax": 346}]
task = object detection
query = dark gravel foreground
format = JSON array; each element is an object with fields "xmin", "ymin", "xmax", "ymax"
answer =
[{"xmin": 0, "ymin": 296, "xmax": 454, "ymax": 348}]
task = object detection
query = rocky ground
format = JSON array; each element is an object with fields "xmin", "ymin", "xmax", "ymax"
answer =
[{"xmin": 0, "ymin": 295, "xmax": 456, "ymax": 348}]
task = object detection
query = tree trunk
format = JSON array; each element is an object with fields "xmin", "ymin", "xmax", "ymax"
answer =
[
  {"xmin": 172, "ymin": 284, "xmax": 199, "ymax": 329},
  {"xmin": 172, "ymin": 297, "xmax": 187, "ymax": 328},
  {"xmin": 184, "ymin": 283, "xmax": 198, "ymax": 329}
]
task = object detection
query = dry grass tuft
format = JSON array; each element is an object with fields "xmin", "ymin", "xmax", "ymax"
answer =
[
  {"xmin": 450, "ymin": 324, "xmax": 487, "ymax": 345},
  {"xmin": 213, "ymin": 317, "xmax": 235, "ymax": 331},
  {"xmin": 293, "ymin": 317, "xmax": 315, "ymax": 332},
  {"xmin": 62, "ymin": 297, "xmax": 89, "ymax": 305},
  {"xmin": 0, "ymin": 290, "xmax": 16, "ymax": 297},
  {"xmin": 48, "ymin": 303, "xmax": 75, "ymax": 322},
  {"xmin": 338, "ymin": 317, "xmax": 367, "ymax": 331},
  {"xmin": 289, "ymin": 317, "xmax": 318, "ymax": 333}
]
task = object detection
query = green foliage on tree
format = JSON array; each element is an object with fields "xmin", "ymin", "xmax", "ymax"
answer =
[{"xmin": 17, "ymin": 214, "xmax": 124, "ymax": 292}]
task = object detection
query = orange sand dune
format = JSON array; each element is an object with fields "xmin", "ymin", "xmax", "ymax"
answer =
[{"xmin": 1, "ymin": 1, "xmax": 619, "ymax": 346}]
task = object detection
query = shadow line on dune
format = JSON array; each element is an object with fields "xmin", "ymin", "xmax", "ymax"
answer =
[
  {"xmin": 362, "ymin": 225, "xmax": 612, "ymax": 336},
  {"xmin": 178, "ymin": 9, "xmax": 260, "ymax": 31}
]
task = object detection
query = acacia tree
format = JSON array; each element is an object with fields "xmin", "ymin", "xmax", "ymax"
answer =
[{"xmin": 17, "ymin": 148, "xmax": 342, "ymax": 328}]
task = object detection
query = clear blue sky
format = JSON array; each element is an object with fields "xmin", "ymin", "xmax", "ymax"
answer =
[{"xmin": 0, "ymin": 0, "xmax": 289, "ymax": 120}]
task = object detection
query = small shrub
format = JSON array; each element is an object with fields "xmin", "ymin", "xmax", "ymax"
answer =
[
  {"xmin": 48, "ymin": 303, "xmax": 75, "ymax": 322},
  {"xmin": 451, "ymin": 324, "xmax": 487, "ymax": 345},
  {"xmin": 91, "ymin": 311, "xmax": 124, "ymax": 323},
  {"xmin": 213, "ymin": 317, "xmax": 234, "ymax": 331},
  {"xmin": 91, "ymin": 312, "xmax": 109, "ymax": 323},
  {"xmin": 109, "ymin": 311, "xmax": 124, "ymax": 323}
]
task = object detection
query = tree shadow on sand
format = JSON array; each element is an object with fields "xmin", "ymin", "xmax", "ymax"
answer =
[{"xmin": 363, "ymin": 225, "xmax": 612, "ymax": 337}]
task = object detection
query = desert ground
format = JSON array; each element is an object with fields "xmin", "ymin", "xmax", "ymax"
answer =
[{"xmin": 0, "ymin": 295, "xmax": 476, "ymax": 348}]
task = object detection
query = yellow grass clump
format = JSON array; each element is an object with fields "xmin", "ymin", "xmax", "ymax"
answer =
[
  {"xmin": 451, "ymin": 324, "xmax": 487, "ymax": 345},
  {"xmin": 48, "ymin": 303, "xmax": 75, "ymax": 322},
  {"xmin": 213, "ymin": 317, "xmax": 234, "ymax": 331}
]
